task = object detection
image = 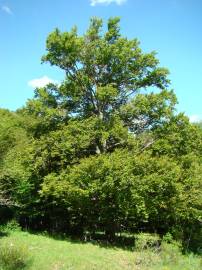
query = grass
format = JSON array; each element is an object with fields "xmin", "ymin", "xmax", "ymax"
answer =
[{"xmin": 0, "ymin": 230, "xmax": 201, "ymax": 270}]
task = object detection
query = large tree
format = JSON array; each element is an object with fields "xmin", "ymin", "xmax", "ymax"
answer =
[
  {"xmin": 14, "ymin": 18, "xmax": 201, "ymax": 244},
  {"xmin": 26, "ymin": 17, "xmax": 176, "ymax": 154}
]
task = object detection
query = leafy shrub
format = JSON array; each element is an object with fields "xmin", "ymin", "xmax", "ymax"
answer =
[
  {"xmin": 135, "ymin": 233, "xmax": 161, "ymax": 252},
  {"xmin": 134, "ymin": 248, "xmax": 201, "ymax": 270},
  {"xmin": 162, "ymin": 232, "xmax": 174, "ymax": 244},
  {"xmin": 134, "ymin": 235, "xmax": 201, "ymax": 270},
  {"xmin": 0, "ymin": 242, "xmax": 31, "ymax": 270},
  {"xmin": 0, "ymin": 220, "xmax": 21, "ymax": 233}
]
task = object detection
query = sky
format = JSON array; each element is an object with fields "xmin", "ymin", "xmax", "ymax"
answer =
[{"xmin": 0, "ymin": 0, "xmax": 202, "ymax": 121}]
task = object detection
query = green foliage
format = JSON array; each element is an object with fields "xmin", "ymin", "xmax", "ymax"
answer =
[
  {"xmin": 0, "ymin": 17, "xmax": 201, "ymax": 252},
  {"xmin": 0, "ymin": 109, "xmax": 31, "ymax": 208},
  {"xmin": 40, "ymin": 149, "xmax": 201, "ymax": 240},
  {"xmin": 162, "ymin": 232, "xmax": 174, "ymax": 244},
  {"xmin": 0, "ymin": 220, "xmax": 21, "ymax": 233},
  {"xmin": 135, "ymin": 233, "xmax": 160, "ymax": 251},
  {"xmin": 152, "ymin": 114, "xmax": 202, "ymax": 157},
  {"xmin": 33, "ymin": 16, "xmax": 173, "ymax": 155}
]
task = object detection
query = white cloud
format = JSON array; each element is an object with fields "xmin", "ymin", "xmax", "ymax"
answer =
[
  {"xmin": 90, "ymin": 0, "xmax": 127, "ymax": 6},
  {"xmin": 1, "ymin": 5, "xmax": 13, "ymax": 14},
  {"xmin": 28, "ymin": 76, "xmax": 57, "ymax": 88},
  {"xmin": 189, "ymin": 114, "xmax": 202, "ymax": 123}
]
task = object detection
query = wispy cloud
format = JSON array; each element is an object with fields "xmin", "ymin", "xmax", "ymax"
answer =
[
  {"xmin": 189, "ymin": 114, "xmax": 202, "ymax": 123},
  {"xmin": 90, "ymin": 0, "xmax": 127, "ymax": 6},
  {"xmin": 1, "ymin": 5, "xmax": 13, "ymax": 15},
  {"xmin": 28, "ymin": 76, "xmax": 57, "ymax": 88}
]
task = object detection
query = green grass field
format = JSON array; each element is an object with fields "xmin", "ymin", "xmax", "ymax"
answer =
[{"xmin": 0, "ymin": 231, "xmax": 201, "ymax": 270}]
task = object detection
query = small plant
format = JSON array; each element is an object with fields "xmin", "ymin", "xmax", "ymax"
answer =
[
  {"xmin": 0, "ymin": 242, "xmax": 31, "ymax": 270},
  {"xmin": 162, "ymin": 232, "xmax": 173, "ymax": 244}
]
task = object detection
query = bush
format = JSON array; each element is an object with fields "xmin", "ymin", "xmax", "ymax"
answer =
[
  {"xmin": 162, "ymin": 232, "xmax": 174, "ymax": 244},
  {"xmin": 0, "ymin": 242, "xmax": 31, "ymax": 270},
  {"xmin": 135, "ymin": 233, "xmax": 161, "ymax": 252},
  {"xmin": 134, "ymin": 234, "xmax": 201, "ymax": 270},
  {"xmin": 0, "ymin": 220, "xmax": 21, "ymax": 233}
]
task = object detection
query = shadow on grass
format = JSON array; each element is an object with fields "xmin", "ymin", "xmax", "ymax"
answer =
[
  {"xmin": 81, "ymin": 232, "xmax": 136, "ymax": 251},
  {"xmin": 26, "ymin": 229, "xmax": 135, "ymax": 251}
]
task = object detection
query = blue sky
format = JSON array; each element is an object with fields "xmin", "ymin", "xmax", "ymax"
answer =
[{"xmin": 0, "ymin": 0, "xmax": 201, "ymax": 121}]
